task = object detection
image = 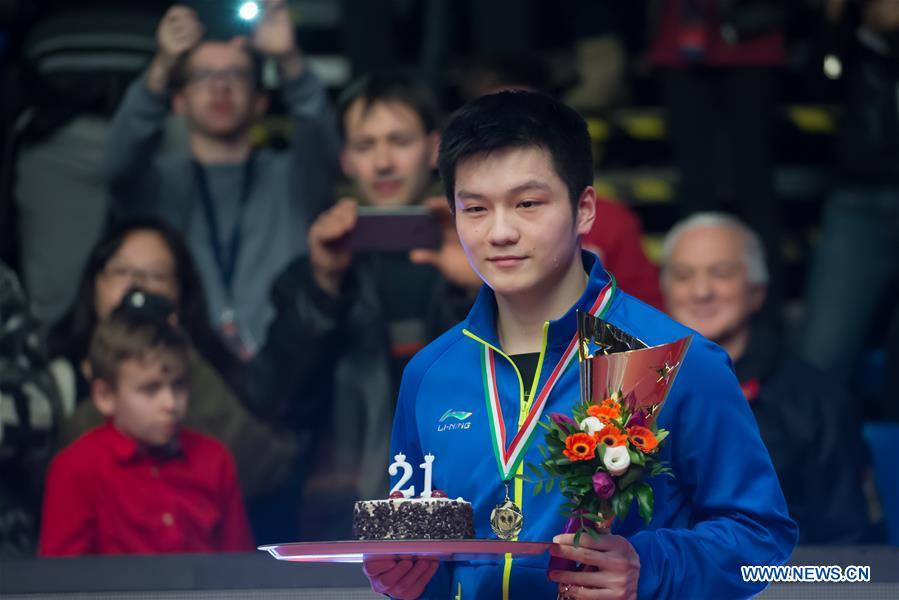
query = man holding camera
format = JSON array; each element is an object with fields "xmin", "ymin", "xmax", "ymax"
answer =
[
  {"xmin": 247, "ymin": 72, "xmax": 479, "ymax": 539},
  {"xmin": 105, "ymin": 0, "xmax": 339, "ymax": 358}
]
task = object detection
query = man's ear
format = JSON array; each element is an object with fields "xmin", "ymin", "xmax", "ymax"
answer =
[
  {"xmin": 427, "ymin": 131, "xmax": 440, "ymax": 169},
  {"xmin": 340, "ymin": 147, "xmax": 356, "ymax": 179},
  {"xmin": 91, "ymin": 379, "xmax": 117, "ymax": 418},
  {"xmin": 575, "ymin": 186, "xmax": 597, "ymax": 236}
]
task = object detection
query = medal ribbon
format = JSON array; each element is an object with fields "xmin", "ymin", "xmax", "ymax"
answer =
[{"xmin": 479, "ymin": 278, "xmax": 615, "ymax": 482}]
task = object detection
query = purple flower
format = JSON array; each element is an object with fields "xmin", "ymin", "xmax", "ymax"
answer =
[
  {"xmin": 626, "ymin": 410, "xmax": 648, "ymax": 429},
  {"xmin": 592, "ymin": 471, "xmax": 616, "ymax": 499},
  {"xmin": 549, "ymin": 412, "xmax": 576, "ymax": 427}
]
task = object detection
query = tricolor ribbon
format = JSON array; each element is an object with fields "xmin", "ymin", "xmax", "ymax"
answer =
[{"xmin": 470, "ymin": 278, "xmax": 616, "ymax": 482}]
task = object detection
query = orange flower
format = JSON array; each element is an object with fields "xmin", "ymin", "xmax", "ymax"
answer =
[
  {"xmin": 596, "ymin": 425, "xmax": 627, "ymax": 447},
  {"xmin": 563, "ymin": 432, "xmax": 598, "ymax": 461},
  {"xmin": 587, "ymin": 398, "xmax": 621, "ymax": 424},
  {"xmin": 628, "ymin": 426, "xmax": 659, "ymax": 453}
]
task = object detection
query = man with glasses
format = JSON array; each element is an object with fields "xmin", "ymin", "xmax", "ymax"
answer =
[{"xmin": 104, "ymin": 0, "xmax": 340, "ymax": 359}]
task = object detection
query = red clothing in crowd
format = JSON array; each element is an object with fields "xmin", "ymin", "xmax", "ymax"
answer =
[
  {"xmin": 584, "ymin": 199, "xmax": 664, "ymax": 310},
  {"xmin": 39, "ymin": 422, "xmax": 254, "ymax": 556},
  {"xmin": 647, "ymin": 0, "xmax": 785, "ymax": 67}
]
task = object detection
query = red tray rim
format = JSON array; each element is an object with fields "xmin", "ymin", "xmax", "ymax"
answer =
[{"xmin": 259, "ymin": 539, "xmax": 552, "ymax": 563}]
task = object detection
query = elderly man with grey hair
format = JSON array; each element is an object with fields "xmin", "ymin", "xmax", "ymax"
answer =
[{"xmin": 660, "ymin": 212, "xmax": 872, "ymax": 544}]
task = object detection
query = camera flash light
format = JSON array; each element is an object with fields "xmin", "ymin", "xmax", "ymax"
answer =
[{"xmin": 238, "ymin": 1, "xmax": 260, "ymax": 22}]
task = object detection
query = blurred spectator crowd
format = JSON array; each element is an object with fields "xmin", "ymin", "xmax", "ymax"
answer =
[{"xmin": 1, "ymin": 0, "xmax": 898, "ymax": 558}]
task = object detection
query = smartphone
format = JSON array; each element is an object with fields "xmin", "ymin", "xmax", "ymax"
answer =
[
  {"xmin": 114, "ymin": 287, "xmax": 176, "ymax": 320},
  {"xmin": 349, "ymin": 206, "xmax": 442, "ymax": 253},
  {"xmin": 189, "ymin": 0, "xmax": 259, "ymax": 39}
]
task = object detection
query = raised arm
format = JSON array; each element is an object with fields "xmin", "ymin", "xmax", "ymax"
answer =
[
  {"xmin": 245, "ymin": 201, "xmax": 361, "ymax": 423},
  {"xmin": 251, "ymin": 0, "xmax": 340, "ymax": 217},
  {"xmin": 104, "ymin": 5, "xmax": 202, "ymax": 215}
]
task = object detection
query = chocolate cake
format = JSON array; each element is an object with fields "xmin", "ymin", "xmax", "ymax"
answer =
[{"xmin": 352, "ymin": 497, "xmax": 475, "ymax": 540}]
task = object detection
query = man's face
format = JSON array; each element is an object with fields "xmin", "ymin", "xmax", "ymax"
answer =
[
  {"xmin": 341, "ymin": 99, "xmax": 438, "ymax": 207},
  {"xmin": 662, "ymin": 225, "xmax": 765, "ymax": 344},
  {"xmin": 453, "ymin": 147, "xmax": 594, "ymax": 300},
  {"xmin": 94, "ymin": 357, "xmax": 188, "ymax": 448},
  {"xmin": 174, "ymin": 41, "xmax": 264, "ymax": 140}
]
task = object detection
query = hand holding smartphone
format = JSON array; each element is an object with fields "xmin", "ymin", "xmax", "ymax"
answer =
[{"xmin": 348, "ymin": 206, "xmax": 442, "ymax": 253}]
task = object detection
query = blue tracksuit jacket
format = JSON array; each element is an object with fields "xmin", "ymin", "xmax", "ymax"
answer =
[{"xmin": 390, "ymin": 252, "xmax": 798, "ymax": 599}]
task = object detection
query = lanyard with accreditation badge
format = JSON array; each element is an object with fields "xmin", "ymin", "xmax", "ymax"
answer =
[
  {"xmin": 476, "ymin": 278, "xmax": 616, "ymax": 540},
  {"xmin": 192, "ymin": 152, "xmax": 257, "ymax": 358}
]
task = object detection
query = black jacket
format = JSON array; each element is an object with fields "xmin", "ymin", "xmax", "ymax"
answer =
[
  {"xmin": 246, "ymin": 255, "xmax": 472, "ymax": 501},
  {"xmin": 837, "ymin": 37, "xmax": 899, "ymax": 184},
  {"xmin": 735, "ymin": 325, "xmax": 870, "ymax": 544}
]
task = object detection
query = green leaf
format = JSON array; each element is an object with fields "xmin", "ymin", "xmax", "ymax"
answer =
[
  {"xmin": 573, "ymin": 529, "xmax": 583, "ymax": 548},
  {"xmin": 616, "ymin": 488, "xmax": 634, "ymax": 521},
  {"xmin": 585, "ymin": 525, "xmax": 605, "ymax": 542},
  {"xmin": 610, "ymin": 493, "xmax": 622, "ymax": 518},
  {"xmin": 534, "ymin": 480, "xmax": 543, "ymax": 495},
  {"xmin": 627, "ymin": 448, "xmax": 646, "ymax": 466},
  {"xmin": 578, "ymin": 513, "xmax": 605, "ymax": 523},
  {"xmin": 597, "ymin": 443, "xmax": 607, "ymax": 462},
  {"xmin": 537, "ymin": 445, "xmax": 548, "ymax": 459},
  {"xmin": 527, "ymin": 462, "xmax": 542, "ymax": 478},
  {"xmin": 634, "ymin": 482, "xmax": 654, "ymax": 524},
  {"xmin": 616, "ymin": 465, "xmax": 644, "ymax": 490},
  {"xmin": 546, "ymin": 477, "xmax": 555, "ymax": 493},
  {"xmin": 655, "ymin": 429, "xmax": 669, "ymax": 444}
]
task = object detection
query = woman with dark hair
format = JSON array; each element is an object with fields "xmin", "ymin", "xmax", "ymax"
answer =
[
  {"xmin": 48, "ymin": 217, "xmax": 240, "ymax": 396},
  {"xmin": 47, "ymin": 219, "xmax": 300, "ymax": 505}
]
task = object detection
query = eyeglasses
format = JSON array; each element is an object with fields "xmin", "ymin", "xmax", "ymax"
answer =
[
  {"xmin": 186, "ymin": 67, "xmax": 253, "ymax": 87},
  {"xmin": 102, "ymin": 264, "xmax": 176, "ymax": 287}
]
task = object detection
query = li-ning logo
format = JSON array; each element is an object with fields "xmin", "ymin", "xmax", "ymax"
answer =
[{"xmin": 437, "ymin": 409, "xmax": 472, "ymax": 432}]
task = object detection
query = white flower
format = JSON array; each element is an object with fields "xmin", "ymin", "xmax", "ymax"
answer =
[
  {"xmin": 579, "ymin": 416, "xmax": 604, "ymax": 436},
  {"xmin": 603, "ymin": 445, "xmax": 630, "ymax": 476}
]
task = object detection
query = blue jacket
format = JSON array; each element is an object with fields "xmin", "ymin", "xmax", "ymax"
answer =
[{"xmin": 391, "ymin": 252, "xmax": 798, "ymax": 599}]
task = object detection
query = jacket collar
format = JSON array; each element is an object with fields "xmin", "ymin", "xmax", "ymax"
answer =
[
  {"xmin": 734, "ymin": 320, "xmax": 781, "ymax": 384},
  {"xmin": 463, "ymin": 251, "xmax": 613, "ymax": 351},
  {"xmin": 101, "ymin": 421, "xmax": 183, "ymax": 463}
]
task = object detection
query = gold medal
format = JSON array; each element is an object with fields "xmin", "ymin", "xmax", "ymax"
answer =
[{"xmin": 490, "ymin": 483, "xmax": 523, "ymax": 540}]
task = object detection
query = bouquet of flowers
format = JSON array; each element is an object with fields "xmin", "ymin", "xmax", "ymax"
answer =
[{"xmin": 524, "ymin": 313, "xmax": 691, "ymax": 545}]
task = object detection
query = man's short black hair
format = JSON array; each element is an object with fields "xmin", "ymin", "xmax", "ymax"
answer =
[
  {"xmin": 337, "ymin": 70, "xmax": 440, "ymax": 141},
  {"xmin": 437, "ymin": 91, "xmax": 593, "ymax": 211}
]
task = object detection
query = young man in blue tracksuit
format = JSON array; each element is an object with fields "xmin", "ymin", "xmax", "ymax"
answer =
[{"xmin": 363, "ymin": 91, "xmax": 798, "ymax": 599}]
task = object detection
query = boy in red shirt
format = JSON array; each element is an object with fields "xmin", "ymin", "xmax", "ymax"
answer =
[{"xmin": 39, "ymin": 303, "xmax": 254, "ymax": 555}]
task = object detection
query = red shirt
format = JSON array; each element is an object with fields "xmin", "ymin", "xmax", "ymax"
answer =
[
  {"xmin": 39, "ymin": 422, "xmax": 254, "ymax": 556},
  {"xmin": 648, "ymin": 0, "xmax": 785, "ymax": 68},
  {"xmin": 583, "ymin": 199, "xmax": 664, "ymax": 310}
]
